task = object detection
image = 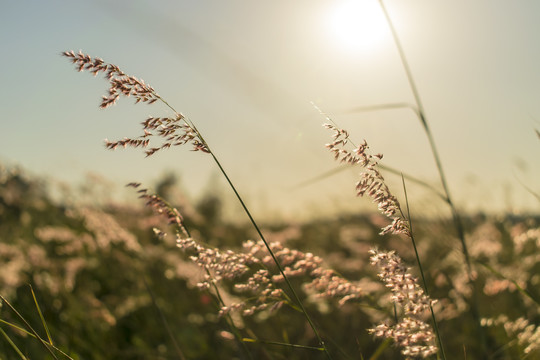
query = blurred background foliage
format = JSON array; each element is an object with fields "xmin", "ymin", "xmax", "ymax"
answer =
[{"xmin": 0, "ymin": 164, "xmax": 539, "ymax": 359}]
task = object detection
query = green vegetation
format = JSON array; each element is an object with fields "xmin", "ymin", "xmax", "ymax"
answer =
[
  {"xmin": 1, "ymin": 5, "xmax": 539, "ymax": 357},
  {"xmin": 0, "ymin": 157, "xmax": 539, "ymax": 359}
]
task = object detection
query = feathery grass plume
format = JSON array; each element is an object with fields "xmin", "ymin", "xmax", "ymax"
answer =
[
  {"xmin": 126, "ymin": 183, "xmax": 251, "ymax": 358},
  {"xmin": 324, "ymin": 123, "xmax": 409, "ymax": 236},
  {"xmin": 243, "ymin": 239, "xmax": 364, "ymax": 307},
  {"xmin": 177, "ymin": 236, "xmax": 365, "ymax": 317},
  {"xmin": 377, "ymin": 1, "xmax": 485, "ymax": 351},
  {"xmin": 129, "ymin": 184, "xmax": 364, "ymax": 317},
  {"xmin": 181, "ymin": 237, "xmax": 288, "ymax": 318},
  {"xmin": 131, "ymin": 185, "xmax": 370, "ymax": 359},
  {"xmin": 62, "ymin": 51, "xmax": 157, "ymax": 106},
  {"xmin": 369, "ymin": 249, "xmax": 437, "ymax": 359},
  {"xmin": 62, "ymin": 50, "xmax": 208, "ymax": 157},
  {"xmin": 126, "ymin": 182, "xmax": 189, "ymax": 236},
  {"xmin": 324, "ymin": 122, "xmax": 445, "ymax": 358},
  {"xmin": 64, "ymin": 50, "xmax": 333, "ymax": 357}
]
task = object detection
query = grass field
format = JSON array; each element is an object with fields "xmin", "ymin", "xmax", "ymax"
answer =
[{"xmin": 1, "ymin": 6, "xmax": 539, "ymax": 357}]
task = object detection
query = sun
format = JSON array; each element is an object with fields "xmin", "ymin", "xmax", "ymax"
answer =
[{"xmin": 329, "ymin": 0, "xmax": 389, "ymax": 53}]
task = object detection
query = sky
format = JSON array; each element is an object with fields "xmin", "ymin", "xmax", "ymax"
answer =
[{"xmin": 1, "ymin": 0, "xmax": 539, "ymax": 220}]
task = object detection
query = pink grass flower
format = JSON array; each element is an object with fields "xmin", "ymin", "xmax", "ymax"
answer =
[
  {"xmin": 369, "ymin": 249, "xmax": 438, "ymax": 358},
  {"xmin": 63, "ymin": 50, "xmax": 209, "ymax": 156},
  {"xmin": 324, "ymin": 123, "xmax": 410, "ymax": 237}
]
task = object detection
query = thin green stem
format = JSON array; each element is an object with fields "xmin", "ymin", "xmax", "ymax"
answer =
[
  {"xmin": 291, "ymin": 162, "xmax": 446, "ymax": 202},
  {"xmin": 378, "ymin": 0, "xmax": 470, "ymax": 264},
  {"xmin": 28, "ymin": 285, "xmax": 53, "ymax": 346},
  {"xmin": 401, "ymin": 176, "xmax": 446, "ymax": 360},
  {"xmin": 0, "ymin": 326, "xmax": 29, "ymax": 360},
  {"xmin": 242, "ymin": 337, "xmax": 325, "ymax": 351},
  {"xmin": 205, "ymin": 268, "xmax": 254, "ymax": 360},
  {"xmin": 369, "ymin": 338, "xmax": 392, "ymax": 360},
  {"xmin": 477, "ymin": 261, "xmax": 540, "ymax": 306},
  {"xmin": 0, "ymin": 319, "xmax": 74, "ymax": 360},
  {"xmin": 379, "ymin": 0, "xmax": 486, "ymax": 352},
  {"xmin": 0, "ymin": 295, "xmax": 59, "ymax": 360},
  {"xmin": 378, "ymin": 0, "xmax": 472, "ymax": 269},
  {"xmin": 135, "ymin": 190, "xmax": 253, "ymax": 359}
]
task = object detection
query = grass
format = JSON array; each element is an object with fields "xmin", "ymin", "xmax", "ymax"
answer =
[
  {"xmin": 0, "ymin": 2, "xmax": 539, "ymax": 358},
  {"xmin": 0, "ymin": 168, "xmax": 539, "ymax": 358}
]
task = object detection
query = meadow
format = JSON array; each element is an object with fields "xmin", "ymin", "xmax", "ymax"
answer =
[
  {"xmin": 0, "ymin": 46, "xmax": 538, "ymax": 360},
  {"xmin": 1, "ymin": 4, "xmax": 539, "ymax": 357}
]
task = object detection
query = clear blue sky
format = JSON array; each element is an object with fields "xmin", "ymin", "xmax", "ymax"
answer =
[{"xmin": 1, "ymin": 0, "xmax": 539, "ymax": 219}]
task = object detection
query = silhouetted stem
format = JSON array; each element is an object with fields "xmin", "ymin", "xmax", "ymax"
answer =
[
  {"xmin": 378, "ymin": 0, "xmax": 486, "ymax": 352},
  {"xmin": 402, "ymin": 176, "xmax": 446, "ymax": 359}
]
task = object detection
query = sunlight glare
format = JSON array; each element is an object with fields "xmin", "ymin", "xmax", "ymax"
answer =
[{"xmin": 329, "ymin": 0, "xmax": 388, "ymax": 53}]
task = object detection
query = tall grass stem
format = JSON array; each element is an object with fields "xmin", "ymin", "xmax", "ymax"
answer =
[
  {"xmin": 401, "ymin": 175, "xmax": 446, "ymax": 360},
  {"xmin": 0, "ymin": 326, "xmax": 28, "ymax": 360},
  {"xmin": 205, "ymin": 268, "xmax": 254, "ymax": 360},
  {"xmin": 28, "ymin": 285, "xmax": 53, "ymax": 346},
  {"xmin": 378, "ymin": 0, "xmax": 486, "ymax": 352},
  {"xmin": 0, "ymin": 295, "xmax": 60, "ymax": 360}
]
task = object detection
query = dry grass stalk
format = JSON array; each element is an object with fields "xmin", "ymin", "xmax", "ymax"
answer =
[
  {"xmin": 324, "ymin": 123, "xmax": 441, "ymax": 357},
  {"xmin": 62, "ymin": 50, "xmax": 208, "ymax": 157},
  {"xmin": 130, "ymin": 186, "xmax": 364, "ymax": 318},
  {"xmin": 324, "ymin": 123, "xmax": 410, "ymax": 237}
]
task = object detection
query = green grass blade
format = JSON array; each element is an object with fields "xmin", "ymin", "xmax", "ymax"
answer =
[
  {"xmin": 291, "ymin": 163, "xmax": 446, "ymax": 202},
  {"xmin": 205, "ymin": 268, "xmax": 254, "ymax": 360},
  {"xmin": 369, "ymin": 338, "xmax": 391, "ymax": 360},
  {"xmin": 28, "ymin": 285, "xmax": 53, "ymax": 345},
  {"xmin": 0, "ymin": 319, "xmax": 31, "ymax": 336},
  {"xmin": 0, "ymin": 295, "xmax": 59, "ymax": 360},
  {"xmin": 477, "ymin": 261, "xmax": 540, "ymax": 306},
  {"xmin": 346, "ymin": 102, "xmax": 417, "ymax": 115},
  {"xmin": 242, "ymin": 337, "xmax": 324, "ymax": 351},
  {"xmin": 0, "ymin": 319, "xmax": 75, "ymax": 360},
  {"xmin": 401, "ymin": 175, "xmax": 446, "ymax": 360},
  {"xmin": 0, "ymin": 325, "xmax": 29, "ymax": 360}
]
